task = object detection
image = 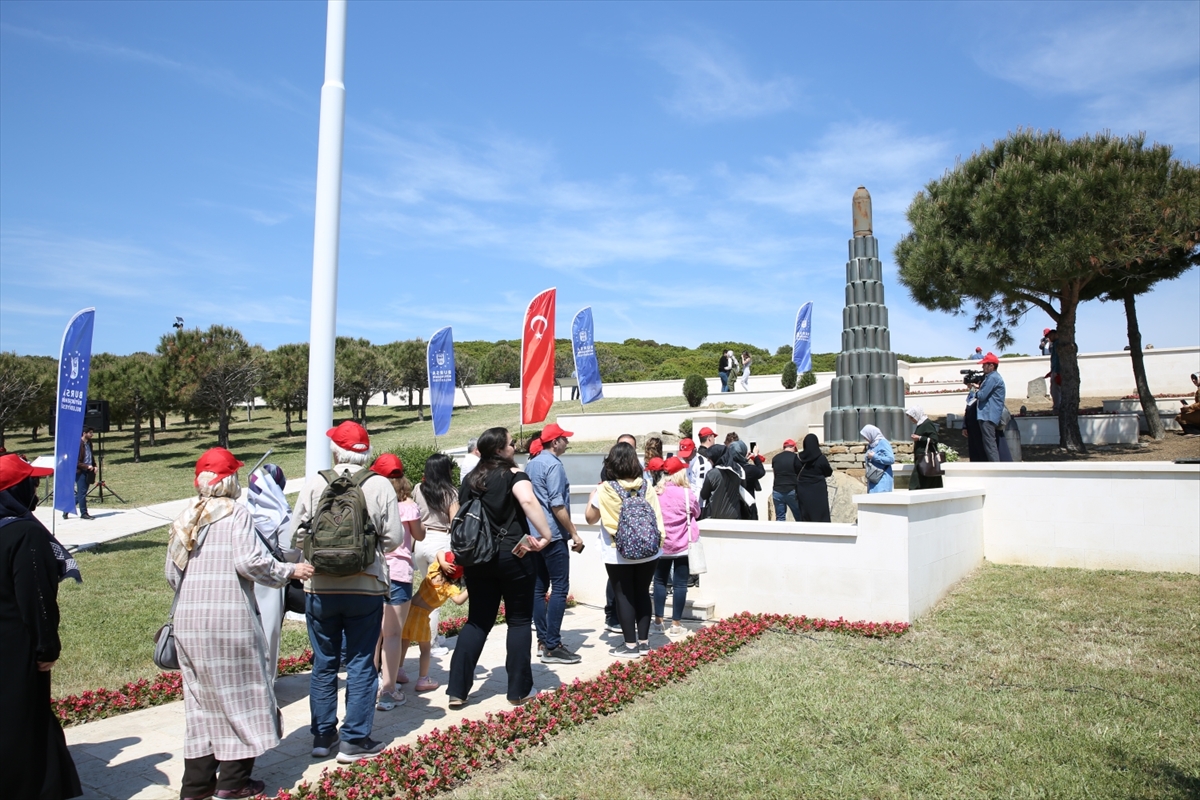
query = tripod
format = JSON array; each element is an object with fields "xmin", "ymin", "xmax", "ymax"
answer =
[{"xmin": 87, "ymin": 431, "xmax": 127, "ymax": 504}]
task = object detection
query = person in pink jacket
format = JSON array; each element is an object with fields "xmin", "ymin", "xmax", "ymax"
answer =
[{"xmin": 652, "ymin": 456, "xmax": 700, "ymax": 638}]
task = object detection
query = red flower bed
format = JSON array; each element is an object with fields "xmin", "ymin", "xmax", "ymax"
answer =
[
  {"xmin": 54, "ymin": 650, "xmax": 315, "ymax": 727},
  {"xmin": 281, "ymin": 613, "xmax": 908, "ymax": 800}
]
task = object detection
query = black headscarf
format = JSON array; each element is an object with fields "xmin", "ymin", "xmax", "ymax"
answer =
[
  {"xmin": 0, "ymin": 480, "xmax": 82, "ymax": 584},
  {"xmin": 798, "ymin": 433, "xmax": 823, "ymax": 463}
]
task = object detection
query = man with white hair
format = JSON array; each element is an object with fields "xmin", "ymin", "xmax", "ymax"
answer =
[{"xmin": 290, "ymin": 421, "xmax": 403, "ymax": 764}]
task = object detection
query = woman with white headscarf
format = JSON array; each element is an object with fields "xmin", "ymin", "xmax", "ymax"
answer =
[
  {"xmin": 860, "ymin": 425, "xmax": 894, "ymax": 494},
  {"xmin": 167, "ymin": 448, "xmax": 313, "ymax": 800},
  {"xmin": 905, "ymin": 407, "xmax": 943, "ymax": 490},
  {"xmin": 242, "ymin": 463, "xmax": 294, "ymax": 677}
]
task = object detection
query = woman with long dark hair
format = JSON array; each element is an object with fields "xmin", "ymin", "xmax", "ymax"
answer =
[
  {"xmin": 446, "ymin": 428, "xmax": 552, "ymax": 707},
  {"xmin": 585, "ymin": 442, "xmax": 664, "ymax": 658},
  {"xmin": 411, "ymin": 453, "xmax": 459, "ymax": 655}
]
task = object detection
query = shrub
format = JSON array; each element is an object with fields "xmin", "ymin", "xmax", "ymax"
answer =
[
  {"xmin": 799, "ymin": 370, "xmax": 816, "ymax": 388},
  {"xmin": 683, "ymin": 375, "xmax": 708, "ymax": 408},
  {"xmin": 679, "ymin": 418, "xmax": 693, "ymax": 439},
  {"xmin": 781, "ymin": 361, "xmax": 798, "ymax": 389},
  {"xmin": 385, "ymin": 444, "xmax": 460, "ymax": 485}
]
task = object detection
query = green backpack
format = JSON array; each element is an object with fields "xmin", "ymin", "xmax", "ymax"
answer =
[{"xmin": 298, "ymin": 468, "xmax": 380, "ymax": 576}]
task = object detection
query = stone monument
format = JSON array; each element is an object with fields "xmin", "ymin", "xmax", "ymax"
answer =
[{"xmin": 823, "ymin": 186, "xmax": 911, "ymax": 443}]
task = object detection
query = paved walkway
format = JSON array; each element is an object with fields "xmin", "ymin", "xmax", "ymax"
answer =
[
  {"xmin": 34, "ymin": 479, "xmax": 308, "ymax": 550},
  {"xmin": 66, "ymin": 605, "xmax": 693, "ymax": 799}
]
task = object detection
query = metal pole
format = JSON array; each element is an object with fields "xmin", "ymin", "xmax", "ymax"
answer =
[{"xmin": 304, "ymin": 0, "xmax": 348, "ymax": 478}]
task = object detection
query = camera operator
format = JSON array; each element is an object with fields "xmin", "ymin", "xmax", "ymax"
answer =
[{"xmin": 975, "ymin": 353, "xmax": 1006, "ymax": 462}]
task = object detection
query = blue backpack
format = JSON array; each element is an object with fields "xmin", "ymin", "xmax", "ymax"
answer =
[{"xmin": 608, "ymin": 481, "xmax": 660, "ymax": 560}]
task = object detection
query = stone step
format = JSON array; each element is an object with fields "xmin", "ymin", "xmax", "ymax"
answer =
[{"xmin": 664, "ymin": 594, "xmax": 716, "ymax": 621}]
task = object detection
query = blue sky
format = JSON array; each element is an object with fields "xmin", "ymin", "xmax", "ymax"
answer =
[{"xmin": 2, "ymin": 0, "xmax": 1198, "ymax": 359}]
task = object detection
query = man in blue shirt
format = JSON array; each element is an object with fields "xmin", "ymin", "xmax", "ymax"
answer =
[
  {"xmin": 975, "ymin": 352, "xmax": 1007, "ymax": 462},
  {"xmin": 526, "ymin": 423, "xmax": 586, "ymax": 664}
]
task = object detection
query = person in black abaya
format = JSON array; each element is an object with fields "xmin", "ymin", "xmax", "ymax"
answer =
[
  {"xmin": 794, "ymin": 434, "xmax": 833, "ymax": 522},
  {"xmin": 0, "ymin": 455, "xmax": 83, "ymax": 800}
]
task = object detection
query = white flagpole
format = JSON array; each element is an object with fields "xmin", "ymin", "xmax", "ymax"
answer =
[{"xmin": 304, "ymin": 0, "xmax": 348, "ymax": 478}]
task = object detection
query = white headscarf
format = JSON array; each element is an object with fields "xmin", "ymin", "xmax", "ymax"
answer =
[
  {"xmin": 905, "ymin": 406, "xmax": 928, "ymax": 425},
  {"xmin": 860, "ymin": 425, "xmax": 886, "ymax": 447},
  {"xmin": 244, "ymin": 468, "xmax": 292, "ymax": 552}
]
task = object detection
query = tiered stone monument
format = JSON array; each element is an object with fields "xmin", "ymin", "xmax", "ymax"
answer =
[{"xmin": 823, "ymin": 186, "xmax": 911, "ymax": 443}]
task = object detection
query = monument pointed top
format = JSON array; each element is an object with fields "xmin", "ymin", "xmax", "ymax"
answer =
[{"xmin": 853, "ymin": 186, "xmax": 872, "ymax": 237}]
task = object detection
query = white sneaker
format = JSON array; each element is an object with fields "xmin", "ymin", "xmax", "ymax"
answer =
[
  {"xmin": 375, "ymin": 690, "xmax": 405, "ymax": 711},
  {"xmin": 430, "ymin": 645, "xmax": 450, "ymax": 657},
  {"xmin": 650, "ymin": 621, "xmax": 667, "ymax": 635}
]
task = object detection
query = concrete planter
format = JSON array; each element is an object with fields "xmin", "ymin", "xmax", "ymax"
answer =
[{"xmin": 1014, "ymin": 413, "xmax": 1139, "ymax": 445}]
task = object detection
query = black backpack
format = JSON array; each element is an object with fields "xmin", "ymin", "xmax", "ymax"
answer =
[{"xmin": 449, "ymin": 483, "xmax": 517, "ymax": 567}]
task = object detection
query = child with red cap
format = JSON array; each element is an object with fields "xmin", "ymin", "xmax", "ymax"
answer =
[{"xmin": 400, "ymin": 552, "xmax": 467, "ymax": 693}]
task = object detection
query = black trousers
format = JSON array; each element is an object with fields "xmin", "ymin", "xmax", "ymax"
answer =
[
  {"xmin": 180, "ymin": 755, "xmax": 253, "ymax": 798},
  {"xmin": 448, "ymin": 548, "xmax": 536, "ymax": 702},
  {"xmin": 605, "ymin": 561, "xmax": 657, "ymax": 644}
]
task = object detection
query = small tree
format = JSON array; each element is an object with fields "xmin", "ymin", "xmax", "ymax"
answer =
[
  {"xmin": 481, "ymin": 342, "xmax": 520, "ymax": 387},
  {"xmin": 799, "ymin": 370, "xmax": 817, "ymax": 389},
  {"xmin": 679, "ymin": 418, "xmax": 693, "ymax": 439},
  {"xmin": 455, "ymin": 351, "xmax": 479, "ymax": 408},
  {"xmin": 0, "ymin": 352, "xmax": 44, "ymax": 449},
  {"xmin": 683, "ymin": 374, "xmax": 708, "ymax": 408},
  {"xmin": 160, "ymin": 325, "xmax": 262, "ymax": 448},
  {"xmin": 781, "ymin": 361, "xmax": 798, "ymax": 389},
  {"xmin": 263, "ymin": 343, "xmax": 309, "ymax": 435}
]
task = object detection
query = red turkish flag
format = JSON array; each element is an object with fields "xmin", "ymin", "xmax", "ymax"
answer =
[{"xmin": 521, "ymin": 287, "xmax": 556, "ymax": 425}]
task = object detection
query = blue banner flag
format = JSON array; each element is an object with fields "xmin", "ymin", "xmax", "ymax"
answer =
[
  {"xmin": 427, "ymin": 327, "xmax": 456, "ymax": 438},
  {"xmin": 54, "ymin": 308, "xmax": 96, "ymax": 515},
  {"xmin": 793, "ymin": 301, "xmax": 813, "ymax": 374},
  {"xmin": 571, "ymin": 307, "xmax": 604, "ymax": 405}
]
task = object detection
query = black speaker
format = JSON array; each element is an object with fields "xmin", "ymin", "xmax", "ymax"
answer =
[{"xmin": 84, "ymin": 400, "xmax": 110, "ymax": 433}]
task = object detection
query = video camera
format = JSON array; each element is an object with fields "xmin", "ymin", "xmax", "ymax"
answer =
[{"xmin": 960, "ymin": 368, "xmax": 984, "ymax": 387}]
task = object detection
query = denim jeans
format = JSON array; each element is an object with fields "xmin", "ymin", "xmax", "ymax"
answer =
[
  {"xmin": 448, "ymin": 547, "xmax": 536, "ymax": 702},
  {"xmin": 532, "ymin": 538, "xmax": 570, "ymax": 650},
  {"xmin": 653, "ymin": 555, "xmax": 690, "ymax": 622},
  {"xmin": 719, "ymin": 371, "xmax": 730, "ymax": 392},
  {"xmin": 306, "ymin": 592, "xmax": 384, "ymax": 742},
  {"xmin": 772, "ymin": 490, "xmax": 801, "ymax": 522},
  {"xmin": 75, "ymin": 472, "xmax": 90, "ymax": 516}
]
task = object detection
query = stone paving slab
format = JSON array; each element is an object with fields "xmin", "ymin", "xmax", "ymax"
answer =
[
  {"xmin": 66, "ymin": 605, "xmax": 697, "ymax": 799},
  {"xmin": 34, "ymin": 479, "xmax": 308, "ymax": 550}
]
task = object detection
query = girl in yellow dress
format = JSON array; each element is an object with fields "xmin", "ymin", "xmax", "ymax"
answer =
[{"xmin": 401, "ymin": 552, "xmax": 468, "ymax": 692}]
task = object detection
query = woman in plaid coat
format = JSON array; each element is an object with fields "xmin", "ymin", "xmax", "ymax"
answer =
[{"xmin": 166, "ymin": 449, "xmax": 313, "ymax": 799}]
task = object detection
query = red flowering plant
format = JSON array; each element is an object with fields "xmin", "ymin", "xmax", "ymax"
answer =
[
  {"xmin": 54, "ymin": 650, "xmax": 315, "ymax": 727},
  {"xmin": 280, "ymin": 613, "xmax": 908, "ymax": 800}
]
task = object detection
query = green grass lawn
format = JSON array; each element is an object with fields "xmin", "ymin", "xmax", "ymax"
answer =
[
  {"xmin": 52, "ymin": 523, "xmax": 468, "ymax": 699},
  {"xmin": 8, "ymin": 397, "xmax": 681, "ymax": 507},
  {"xmin": 452, "ymin": 563, "xmax": 1200, "ymax": 800}
]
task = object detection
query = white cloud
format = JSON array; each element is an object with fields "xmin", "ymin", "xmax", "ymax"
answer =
[
  {"xmin": 977, "ymin": 4, "xmax": 1200, "ymax": 147},
  {"xmin": 0, "ymin": 22, "xmax": 299, "ymax": 110},
  {"xmin": 723, "ymin": 121, "xmax": 952, "ymax": 232},
  {"xmin": 647, "ymin": 34, "xmax": 795, "ymax": 122}
]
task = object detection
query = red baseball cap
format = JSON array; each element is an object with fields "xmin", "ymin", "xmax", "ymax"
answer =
[
  {"xmin": 783, "ymin": 439, "xmax": 797, "ymax": 448},
  {"xmin": 194, "ymin": 447, "xmax": 244, "ymax": 486},
  {"xmin": 442, "ymin": 552, "xmax": 463, "ymax": 581},
  {"xmin": 975, "ymin": 346, "xmax": 983, "ymax": 352},
  {"xmin": 528, "ymin": 438, "xmax": 544, "ymax": 456},
  {"xmin": 0, "ymin": 454, "xmax": 53, "ymax": 493},
  {"xmin": 698, "ymin": 427, "xmax": 716, "ymax": 439},
  {"xmin": 370, "ymin": 453, "xmax": 405, "ymax": 479},
  {"xmin": 980, "ymin": 352, "xmax": 1000, "ymax": 366},
  {"xmin": 646, "ymin": 457, "xmax": 666, "ymax": 472},
  {"xmin": 327, "ymin": 420, "xmax": 370, "ymax": 452},
  {"xmin": 677, "ymin": 438, "xmax": 696, "ymax": 457},
  {"xmin": 540, "ymin": 423, "xmax": 574, "ymax": 442},
  {"xmin": 1043, "ymin": 328, "xmax": 1051, "ymax": 335},
  {"xmin": 663, "ymin": 456, "xmax": 687, "ymax": 475}
]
